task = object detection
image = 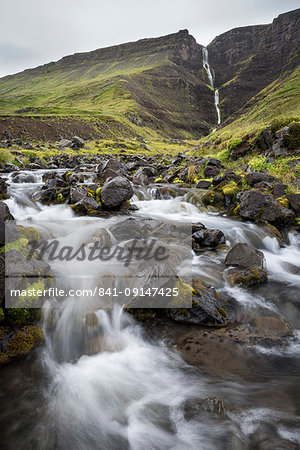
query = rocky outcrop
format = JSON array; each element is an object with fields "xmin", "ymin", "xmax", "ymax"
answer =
[
  {"xmin": 238, "ymin": 189, "xmax": 295, "ymax": 227},
  {"xmin": 208, "ymin": 9, "xmax": 300, "ymax": 120}
]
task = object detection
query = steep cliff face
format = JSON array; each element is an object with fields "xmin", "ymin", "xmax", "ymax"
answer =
[{"xmin": 208, "ymin": 8, "xmax": 300, "ymax": 120}]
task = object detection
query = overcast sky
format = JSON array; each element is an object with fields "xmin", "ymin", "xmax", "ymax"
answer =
[{"xmin": 0, "ymin": 0, "xmax": 299, "ymax": 78}]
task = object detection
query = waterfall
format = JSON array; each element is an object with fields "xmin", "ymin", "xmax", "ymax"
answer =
[{"xmin": 202, "ymin": 47, "xmax": 221, "ymax": 126}]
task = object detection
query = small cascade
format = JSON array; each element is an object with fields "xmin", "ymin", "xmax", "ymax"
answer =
[{"xmin": 202, "ymin": 47, "xmax": 221, "ymax": 126}]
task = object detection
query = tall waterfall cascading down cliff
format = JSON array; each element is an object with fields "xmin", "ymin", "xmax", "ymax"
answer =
[{"xmin": 202, "ymin": 47, "xmax": 221, "ymax": 126}]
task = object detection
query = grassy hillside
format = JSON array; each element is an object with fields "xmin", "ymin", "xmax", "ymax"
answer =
[{"xmin": 0, "ymin": 31, "xmax": 215, "ymax": 139}]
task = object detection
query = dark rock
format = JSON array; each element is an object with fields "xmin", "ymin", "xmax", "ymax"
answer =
[
  {"xmin": 132, "ymin": 167, "xmax": 156, "ymax": 185},
  {"xmin": 43, "ymin": 178, "xmax": 67, "ymax": 190},
  {"xmin": 212, "ymin": 169, "xmax": 241, "ymax": 187},
  {"xmin": 238, "ymin": 189, "xmax": 295, "ymax": 226},
  {"xmin": 73, "ymin": 197, "xmax": 101, "ymax": 215},
  {"xmin": 287, "ymin": 193, "xmax": 300, "ymax": 216},
  {"xmin": 70, "ymin": 187, "xmax": 88, "ymax": 204},
  {"xmin": 101, "ymin": 176, "xmax": 133, "ymax": 209},
  {"xmin": 0, "ymin": 202, "xmax": 20, "ymax": 245},
  {"xmin": 12, "ymin": 173, "xmax": 36, "ymax": 183},
  {"xmin": 195, "ymin": 180, "xmax": 211, "ymax": 189},
  {"xmin": 202, "ymin": 157, "xmax": 223, "ymax": 168},
  {"xmin": 22, "ymin": 142, "xmax": 34, "ymax": 150},
  {"xmin": 226, "ymin": 267, "xmax": 268, "ymax": 286},
  {"xmin": 204, "ymin": 165, "xmax": 220, "ymax": 178},
  {"xmin": 225, "ymin": 243, "xmax": 264, "ymax": 268},
  {"xmin": 192, "ymin": 228, "xmax": 225, "ymax": 250},
  {"xmin": 0, "ymin": 177, "xmax": 8, "ymax": 199},
  {"xmin": 257, "ymin": 125, "xmax": 274, "ymax": 150},
  {"xmin": 168, "ymin": 280, "xmax": 234, "ymax": 326},
  {"xmin": 33, "ymin": 188, "xmax": 56, "ymax": 204},
  {"xmin": 273, "ymin": 184, "xmax": 287, "ymax": 198},
  {"xmin": 245, "ymin": 171, "xmax": 276, "ymax": 186},
  {"xmin": 230, "ymin": 140, "xmax": 251, "ymax": 159},
  {"xmin": 0, "ymin": 325, "xmax": 43, "ymax": 366}
]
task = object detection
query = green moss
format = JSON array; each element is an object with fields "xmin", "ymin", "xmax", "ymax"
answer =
[
  {"xmin": 228, "ymin": 138, "xmax": 242, "ymax": 150},
  {"xmin": 1, "ymin": 237, "xmax": 29, "ymax": 257},
  {"xmin": 18, "ymin": 225, "xmax": 40, "ymax": 243},
  {"xmin": 222, "ymin": 181, "xmax": 239, "ymax": 198},
  {"xmin": 0, "ymin": 325, "xmax": 43, "ymax": 365},
  {"xmin": 6, "ymin": 308, "xmax": 30, "ymax": 326},
  {"xmin": 0, "ymin": 308, "xmax": 4, "ymax": 322}
]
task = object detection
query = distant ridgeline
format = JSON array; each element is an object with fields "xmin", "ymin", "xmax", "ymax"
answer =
[{"xmin": 0, "ymin": 8, "xmax": 299, "ymax": 139}]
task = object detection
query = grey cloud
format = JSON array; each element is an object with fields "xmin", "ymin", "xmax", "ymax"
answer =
[{"xmin": 0, "ymin": 0, "xmax": 299, "ymax": 77}]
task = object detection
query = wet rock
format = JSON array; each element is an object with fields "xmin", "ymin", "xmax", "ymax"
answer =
[
  {"xmin": 12, "ymin": 173, "xmax": 36, "ymax": 183},
  {"xmin": 226, "ymin": 267, "xmax": 268, "ymax": 286},
  {"xmin": 0, "ymin": 325, "xmax": 43, "ymax": 366},
  {"xmin": 72, "ymin": 197, "xmax": 101, "ymax": 215},
  {"xmin": 176, "ymin": 314, "xmax": 292, "ymax": 378},
  {"xmin": 0, "ymin": 177, "xmax": 8, "ymax": 199},
  {"xmin": 70, "ymin": 187, "xmax": 88, "ymax": 204},
  {"xmin": 0, "ymin": 255, "xmax": 4, "ymax": 307},
  {"xmin": 133, "ymin": 166, "xmax": 156, "ymax": 186},
  {"xmin": 225, "ymin": 243, "xmax": 264, "ymax": 268},
  {"xmin": 168, "ymin": 280, "xmax": 234, "ymax": 326},
  {"xmin": 184, "ymin": 397, "xmax": 227, "ymax": 419},
  {"xmin": 238, "ymin": 189, "xmax": 295, "ymax": 227},
  {"xmin": 286, "ymin": 193, "xmax": 300, "ymax": 216},
  {"xmin": 33, "ymin": 188, "xmax": 56, "ymax": 204},
  {"xmin": 0, "ymin": 201, "xmax": 20, "ymax": 245},
  {"xmin": 101, "ymin": 176, "xmax": 133, "ymax": 209},
  {"xmin": 43, "ymin": 177, "xmax": 67, "ymax": 190},
  {"xmin": 192, "ymin": 228, "xmax": 225, "ymax": 250},
  {"xmin": 195, "ymin": 180, "xmax": 211, "ymax": 189}
]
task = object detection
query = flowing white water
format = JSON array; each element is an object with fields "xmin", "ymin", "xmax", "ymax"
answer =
[
  {"xmin": 2, "ymin": 172, "xmax": 300, "ymax": 449},
  {"xmin": 202, "ymin": 47, "xmax": 221, "ymax": 126}
]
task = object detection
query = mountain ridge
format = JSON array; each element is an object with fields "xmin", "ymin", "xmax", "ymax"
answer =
[{"xmin": 0, "ymin": 8, "xmax": 299, "ymax": 140}]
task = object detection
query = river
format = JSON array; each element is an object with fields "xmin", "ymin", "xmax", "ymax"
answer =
[{"xmin": 0, "ymin": 168, "xmax": 300, "ymax": 449}]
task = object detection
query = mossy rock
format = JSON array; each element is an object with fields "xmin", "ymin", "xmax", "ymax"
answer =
[
  {"xmin": 221, "ymin": 181, "xmax": 239, "ymax": 198},
  {"xmin": 18, "ymin": 225, "xmax": 41, "ymax": 243},
  {"xmin": 0, "ymin": 325, "xmax": 43, "ymax": 366}
]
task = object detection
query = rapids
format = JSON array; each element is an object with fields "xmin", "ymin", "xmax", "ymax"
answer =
[{"xmin": 0, "ymin": 171, "xmax": 300, "ymax": 449}]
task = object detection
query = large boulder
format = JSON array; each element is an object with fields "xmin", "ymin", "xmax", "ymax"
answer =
[
  {"xmin": 287, "ymin": 193, "xmax": 300, "ymax": 216},
  {"xmin": 225, "ymin": 243, "xmax": 264, "ymax": 268},
  {"xmin": 225, "ymin": 243, "xmax": 267, "ymax": 286},
  {"xmin": 244, "ymin": 171, "xmax": 277, "ymax": 186},
  {"xmin": 168, "ymin": 280, "xmax": 234, "ymax": 326},
  {"xmin": 101, "ymin": 176, "xmax": 133, "ymax": 209},
  {"xmin": 238, "ymin": 189, "xmax": 295, "ymax": 227},
  {"xmin": 0, "ymin": 202, "xmax": 20, "ymax": 245},
  {"xmin": 192, "ymin": 228, "xmax": 225, "ymax": 250}
]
